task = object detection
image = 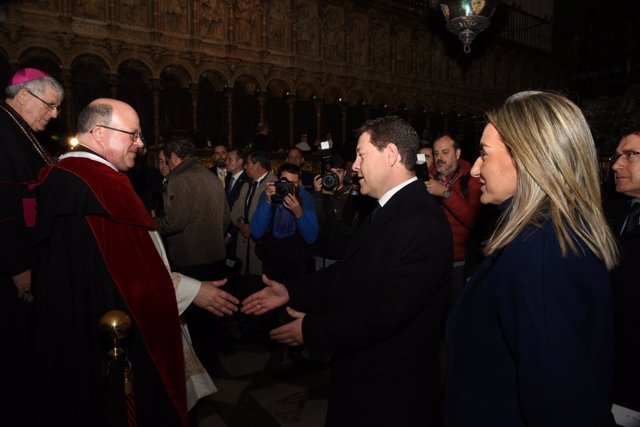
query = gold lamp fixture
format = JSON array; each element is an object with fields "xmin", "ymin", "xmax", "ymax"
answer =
[{"xmin": 431, "ymin": 0, "xmax": 501, "ymax": 53}]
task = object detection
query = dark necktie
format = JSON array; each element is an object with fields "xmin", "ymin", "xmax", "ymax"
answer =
[
  {"xmin": 244, "ymin": 180, "xmax": 258, "ymax": 219},
  {"xmin": 227, "ymin": 175, "xmax": 235, "ymax": 195},
  {"xmin": 623, "ymin": 201, "xmax": 640, "ymax": 236}
]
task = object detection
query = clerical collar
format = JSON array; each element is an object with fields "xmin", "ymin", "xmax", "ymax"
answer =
[{"xmin": 59, "ymin": 145, "xmax": 118, "ymax": 171}]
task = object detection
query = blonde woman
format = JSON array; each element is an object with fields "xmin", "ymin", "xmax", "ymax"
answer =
[{"xmin": 445, "ymin": 91, "xmax": 619, "ymax": 427}]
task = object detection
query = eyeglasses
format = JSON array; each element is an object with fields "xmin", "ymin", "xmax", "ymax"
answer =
[
  {"xmin": 609, "ymin": 151, "xmax": 640, "ymax": 163},
  {"xmin": 26, "ymin": 90, "xmax": 61, "ymax": 113},
  {"xmin": 92, "ymin": 125, "xmax": 144, "ymax": 143}
]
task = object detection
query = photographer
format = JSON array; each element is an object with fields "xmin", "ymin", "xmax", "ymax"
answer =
[
  {"xmin": 251, "ymin": 163, "xmax": 319, "ymax": 281},
  {"xmin": 250, "ymin": 163, "xmax": 319, "ymax": 369},
  {"xmin": 312, "ymin": 154, "xmax": 357, "ymax": 270}
]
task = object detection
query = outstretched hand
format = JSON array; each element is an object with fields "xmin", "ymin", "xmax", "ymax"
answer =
[
  {"xmin": 194, "ymin": 279, "xmax": 239, "ymax": 317},
  {"xmin": 241, "ymin": 274, "xmax": 289, "ymax": 315}
]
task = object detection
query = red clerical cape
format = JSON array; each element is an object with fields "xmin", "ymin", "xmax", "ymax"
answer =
[{"xmin": 37, "ymin": 157, "xmax": 188, "ymax": 426}]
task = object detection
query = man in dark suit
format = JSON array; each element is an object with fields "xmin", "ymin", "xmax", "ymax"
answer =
[
  {"xmin": 242, "ymin": 116, "xmax": 452, "ymax": 426},
  {"xmin": 224, "ymin": 147, "xmax": 249, "ymax": 259},
  {"xmin": 606, "ymin": 120, "xmax": 640, "ymax": 412}
]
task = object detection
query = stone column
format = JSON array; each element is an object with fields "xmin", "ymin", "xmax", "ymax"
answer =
[
  {"xmin": 189, "ymin": 83, "xmax": 198, "ymax": 134},
  {"xmin": 61, "ymin": 68, "xmax": 74, "ymax": 132},
  {"xmin": 314, "ymin": 97, "xmax": 323, "ymax": 146},
  {"xmin": 150, "ymin": 78, "xmax": 161, "ymax": 148},
  {"xmin": 340, "ymin": 100, "xmax": 348, "ymax": 148},
  {"xmin": 108, "ymin": 73, "xmax": 118, "ymax": 98},
  {"xmin": 287, "ymin": 94, "xmax": 296, "ymax": 148},
  {"xmin": 257, "ymin": 93, "xmax": 267, "ymax": 124},
  {"xmin": 225, "ymin": 87, "xmax": 234, "ymax": 148}
]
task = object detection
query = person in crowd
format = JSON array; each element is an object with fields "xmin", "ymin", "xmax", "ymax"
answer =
[
  {"xmin": 230, "ymin": 151, "xmax": 277, "ymax": 288},
  {"xmin": 0, "ymin": 67, "xmax": 63, "ymax": 425},
  {"xmin": 242, "ymin": 116, "xmax": 452, "ymax": 426},
  {"xmin": 155, "ymin": 137, "xmax": 231, "ymax": 378},
  {"xmin": 223, "ymin": 147, "xmax": 250, "ymax": 259},
  {"xmin": 286, "ymin": 146, "xmax": 315, "ymax": 191},
  {"xmin": 312, "ymin": 154, "xmax": 356, "ymax": 270},
  {"xmin": 250, "ymin": 162, "xmax": 319, "ymax": 368},
  {"xmin": 605, "ymin": 119, "xmax": 640, "ymax": 412},
  {"xmin": 32, "ymin": 98, "xmax": 239, "ymax": 426},
  {"xmin": 426, "ymin": 134, "xmax": 482, "ymax": 302},
  {"xmin": 253, "ymin": 121, "xmax": 274, "ymax": 152},
  {"xmin": 418, "ymin": 140, "xmax": 434, "ymax": 169},
  {"xmin": 251, "ymin": 162, "xmax": 319, "ymax": 281},
  {"xmin": 445, "ymin": 91, "xmax": 619, "ymax": 427},
  {"xmin": 211, "ymin": 143, "xmax": 228, "ymax": 188}
]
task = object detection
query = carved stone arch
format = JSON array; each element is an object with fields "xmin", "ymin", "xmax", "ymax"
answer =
[
  {"xmin": 70, "ymin": 54, "xmax": 111, "ymax": 112},
  {"xmin": 265, "ymin": 78, "xmax": 291, "ymax": 98},
  {"xmin": 346, "ymin": 89, "xmax": 369, "ymax": 107},
  {"xmin": 234, "ymin": 74, "xmax": 261, "ymax": 95},
  {"xmin": 159, "ymin": 65, "xmax": 193, "ymax": 138},
  {"xmin": 321, "ymin": 86, "xmax": 343, "ymax": 104},
  {"xmin": 197, "ymin": 70, "xmax": 229, "ymax": 148},
  {"xmin": 199, "ymin": 70, "xmax": 229, "ymax": 92},
  {"xmin": 117, "ymin": 60, "xmax": 153, "ymax": 140},
  {"xmin": 160, "ymin": 64, "xmax": 193, "ymax": 88},
  {"xmin": 117, "ymin": 57, "xmax": 154, "ymax": 81},
  {"xmin": 294, "ymin": 81, "xmax": 319, "ymax": 101},
  {"xmin": 18, "ymin": 47, "xmax": 63, "ymax": 77}
]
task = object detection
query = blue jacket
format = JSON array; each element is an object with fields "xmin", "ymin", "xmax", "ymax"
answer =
[
  {"xmin": 251, "ymin": 185, "xmax": 319, "ymax": 244},
  {"xmin": 445, "ymin": 218, "xmax": 615, "ymax": 427}
]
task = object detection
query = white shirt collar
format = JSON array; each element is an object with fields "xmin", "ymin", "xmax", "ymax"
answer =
[
  {"xmin": 377, "ymin": 177, "xmax": 417, "ymax": 207},
  {"xmin": 58, "ymin": 146, "xmax": 118, "ymax": 171}
]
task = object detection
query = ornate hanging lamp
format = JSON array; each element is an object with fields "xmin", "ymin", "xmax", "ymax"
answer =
[{"xmin": 430, "ymin": 0, "xmax": 501, "ymax": 53}]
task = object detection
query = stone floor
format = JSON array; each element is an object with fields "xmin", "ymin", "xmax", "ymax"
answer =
[{"xmin": 194, "ymin": 316, "xmax": 331, "ymax": 427}]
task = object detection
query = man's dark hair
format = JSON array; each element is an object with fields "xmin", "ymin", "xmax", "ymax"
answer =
[
  {"xmin": 617, "ymin": 118, "xmax": 640, "ymax": 140},
  {"xmin": 356, "ymin": 116, "xmax": 419, "ymax": 169},
  {"xmin": 246, "ymin": 150, "xmax": 271, "ymax": 171},
  {"xmin": 277, "ymin": 162, "xmax": 302, "ymax": 179},
  {"xmin": 433, "ymin": 133, "xmax": 460, "ymax": 149},
  {"xmin": 77, "ymin": 102, "xmax": 112, "ymax": 133},
  {"xmin": 162, "ymin": 137, "xmax": 195, "ymax": 160},
  {"xmin": 419, "ymin": 140, "xmax": 433, "ymax": 150}
]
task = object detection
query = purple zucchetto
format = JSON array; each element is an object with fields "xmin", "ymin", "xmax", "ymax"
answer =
[{"xmin": 9, "ymin": 68, "xmax": 50, "ymax": 86}]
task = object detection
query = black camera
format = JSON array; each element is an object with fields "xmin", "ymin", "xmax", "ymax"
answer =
[
  {"xmin": 272, "ymin": 178, "xmax": 296, "ymax": 204},
  {"xmin": 320, "ymin": 137, "xmax": 339, "ymax": 193}
]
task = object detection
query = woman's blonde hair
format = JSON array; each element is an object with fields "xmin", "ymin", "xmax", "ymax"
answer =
[{"xmin": 484, "ymin": 91, "xmax": 619, "ymax": 270}]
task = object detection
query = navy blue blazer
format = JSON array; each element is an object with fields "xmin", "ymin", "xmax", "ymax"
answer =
[
  {"xmin": 606, "ymin": 197, "xmax": 640, "ymax": 411},
  {"xmin": 445, "ymin": 219, "xmax": 615, "ymax": 427},
  {"xmin": 288, "ymin": 179, "xmax": 452, "ymax": 426}
]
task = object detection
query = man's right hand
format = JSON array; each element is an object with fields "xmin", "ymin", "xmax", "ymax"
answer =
[
  {"xmin": 13, "ymin": 269, "xmax": 33, "ymax": 303},
  {"xmin": 238, "ymin": 222, "xmax": 251, "ymax": 238},
  {"xmin": 241, "ymin": 274, "xmax": 289, "ymax": 315}
]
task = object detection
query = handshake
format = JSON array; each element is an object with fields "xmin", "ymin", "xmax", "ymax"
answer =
[{"xmin": 196, "ymin": 274, "xmax": 304, "ymax": 346}]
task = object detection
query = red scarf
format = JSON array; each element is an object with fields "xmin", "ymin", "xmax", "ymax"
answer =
[{"xmin": 38, "ymin": 157, "xmax": 188, "ymax": 426}]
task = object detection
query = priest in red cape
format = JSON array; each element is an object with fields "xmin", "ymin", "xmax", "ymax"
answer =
[{"xmin": 32, "ymin": 98, "xmax": 196, "ymax": 426}]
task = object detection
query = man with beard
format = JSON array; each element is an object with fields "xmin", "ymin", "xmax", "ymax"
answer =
[
  {"xmin": 211, "ymin": 143, "xmax": 228, "ymax": 188},
  {"xmin": 426, "ymin": 134, "xmax": 482, "ymax": 302},
  {"xmin": 0, "ymin": 67, "xmax": 64, "ymax": 426}
]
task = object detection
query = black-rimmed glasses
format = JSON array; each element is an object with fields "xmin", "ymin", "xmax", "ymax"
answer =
[
  {"xmin": 26, "ymin": 90, "xmax": 61, "ymax": 113},
  {"xmin": 92, "ymin": 125, "xmax": 144, "ymax": 143},
  {"xmin": 609, "ymin": 151, "xmax": 640, "ymax": 163}
]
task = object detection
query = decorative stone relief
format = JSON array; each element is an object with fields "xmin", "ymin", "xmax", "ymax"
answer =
[
  {"xmin": 322, "ymin": 7, "xmax": 344, "ymax": 62},
  {"xmin": 268, "ymin": 0, "xmax": 289, "ymax": 50},
  {"xmin": 200, "ymin": 0, "xmax": 225, "ymax": 40},
  {"xmin": 349, "ymin": 16, "xmax": 368, "ymax": 66},
  {"xmin": 234, "ymin": 0, "xmax": 258, "ymax": 47}
]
